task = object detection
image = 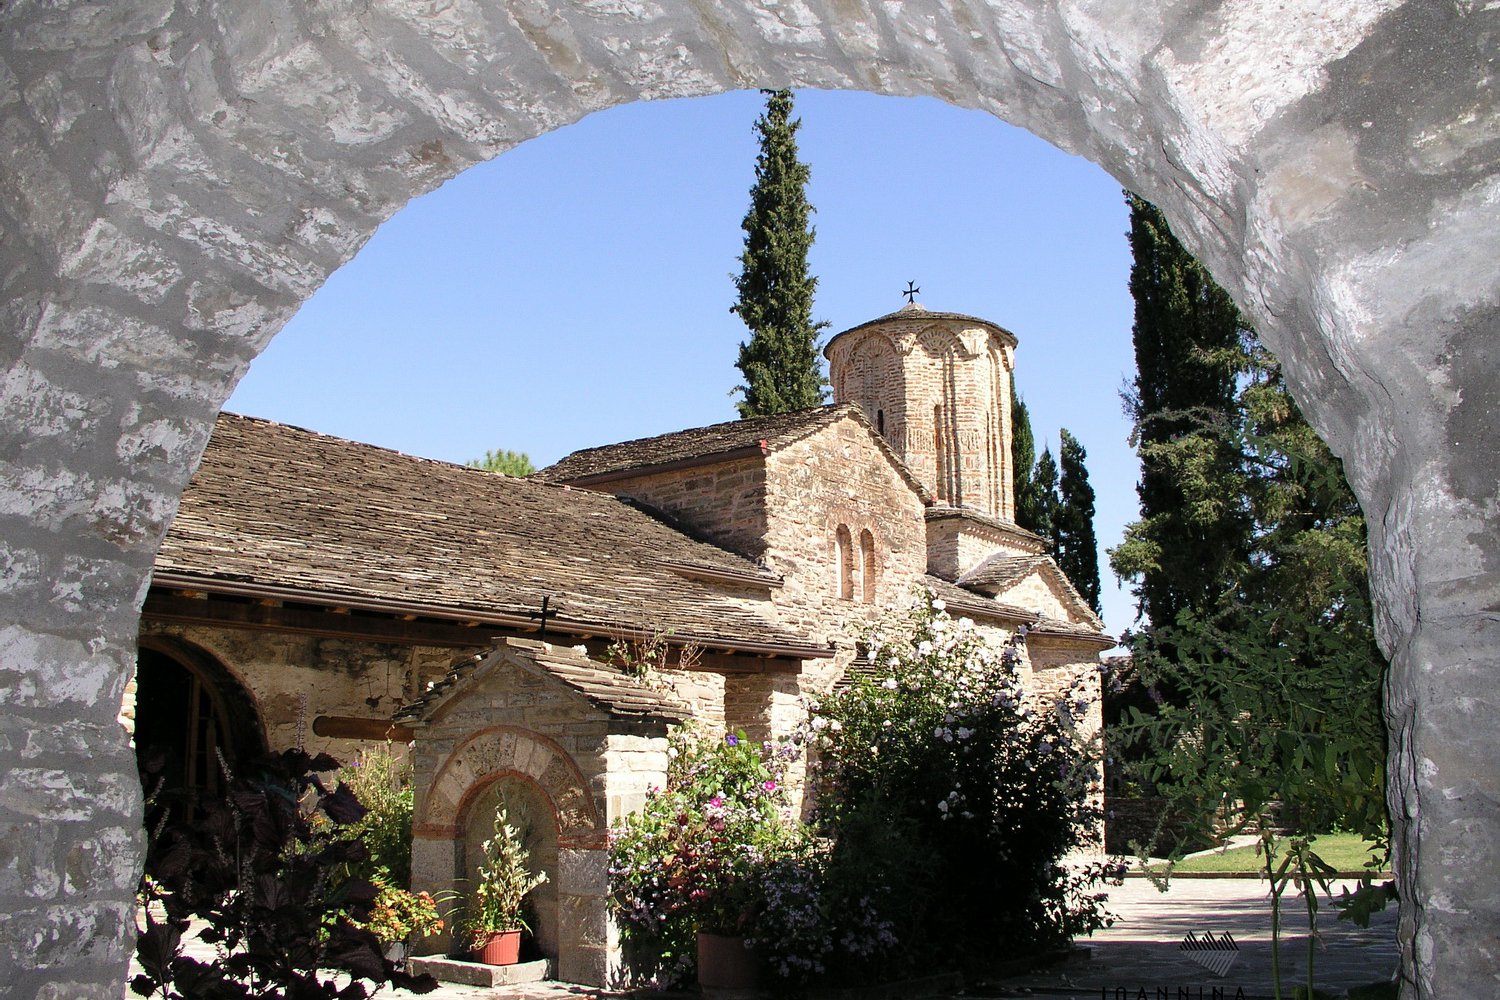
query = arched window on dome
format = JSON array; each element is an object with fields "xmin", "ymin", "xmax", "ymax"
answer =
[
  {"xmin": 933, "ymin": 403, "xmax": 948, "ymax": 502},
  {"xmin": 835, "ymin": 524, "xmax": 854, "ymax": 600},
  {"xmin": 859, "ymin": 529, "xmax": 877, "ymax": 603}
]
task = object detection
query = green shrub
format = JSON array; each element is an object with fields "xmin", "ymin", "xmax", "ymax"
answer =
[{"xmin": 336, "ymin": 744, "xmax": 414, "ymax": 886}]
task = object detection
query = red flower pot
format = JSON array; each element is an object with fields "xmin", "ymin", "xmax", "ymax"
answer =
[{"xmin": 474, "ymin": 929, "xmax": 522, "ymax": 966}]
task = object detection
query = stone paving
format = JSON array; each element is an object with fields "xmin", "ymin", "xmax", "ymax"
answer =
[
  {"xmin": 969, "ymin": 876, "xmax": 1399, "ymax": 1000},
  {"xmin": 129, "ymin": 877, "xmax": 1399, "ymax": 999}
]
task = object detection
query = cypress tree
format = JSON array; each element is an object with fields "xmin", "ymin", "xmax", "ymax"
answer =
[
  {"xmin": 1031, "ymin": 446, "xmax": 1060, "ymax": 551},
  {"xmin": 1109, "ymin": 194, "xmax": 1252, "ymax": 626},
  {"xmin": 731, "ymin": 89, "xmax": 827, "ymax": 417},
  {"xmin": 1010, "ymin": 373, "xmax": 1045, "ymax": 534},
  {"xmin": 1055, "ymin": 429, "xmax": 1101, "ymax": 615}
]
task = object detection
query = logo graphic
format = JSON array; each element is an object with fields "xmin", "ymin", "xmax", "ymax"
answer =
[{"xmin": 1179, "ymin": 931, "xmax": 1239, "ymax": 977}]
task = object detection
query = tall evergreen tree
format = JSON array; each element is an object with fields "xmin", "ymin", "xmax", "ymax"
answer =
[
  {"xmin": 731, "ymin": 89, "xmax": 827, "ymax": 417},
  {"xmin": 1010, "ymin": 373, "xmax": 1046, "ymax": 535},
  {"xmin": 1109, "ymin": 194, "xmax": 1252, "ymax": 626},
  {"xmin": 1055, "ymin": 429, "xmax": 1101, "ymax": 615},
  {"xmin": 1030, "ymin": 446, "xmax": 1060, "ymax": 551}
]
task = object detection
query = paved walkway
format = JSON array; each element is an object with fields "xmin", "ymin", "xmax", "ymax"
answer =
[
  {"xmin": 130, "ymin": 877, "xmax": 1400, "ymax": 999},
  {"xmin": 970, "ymin": 876, "xmax": 1399, "ymax": 1000}
]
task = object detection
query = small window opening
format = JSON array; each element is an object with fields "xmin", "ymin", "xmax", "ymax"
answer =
[{"xmin": 835, "ymin": 524, "xmax": 854, "ymax": 600}]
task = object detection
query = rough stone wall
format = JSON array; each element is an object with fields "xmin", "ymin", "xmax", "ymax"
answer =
[
  {"xmin": 997, "ymin": 570, "xmax": 1084, "ymax": 625},
  {"xmin": 0, "ymin": 2, "xmax": 1495, "ymax": 997},
  {"xmin": 583, "ymin": 456, "xmax": 770, "ymax": 561},
  {"xmin": 925, "ymin": 514, "xmax": 1042, "ymax": 581},
  {"xmin": 762, "ymin": 415, "xmax": 928, "ymax": 690},
  {"xmin": 137, "ymin": 623, "xmax": 456, "ymax": 759},
  {"xmin": 408, "ymin": 657, "xmax": 627, "ymax": 986}
]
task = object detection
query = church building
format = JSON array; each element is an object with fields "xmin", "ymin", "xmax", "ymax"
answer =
[{"xmin": 132, "ymin": 300, "xmax": 1112, "ymax": 984}]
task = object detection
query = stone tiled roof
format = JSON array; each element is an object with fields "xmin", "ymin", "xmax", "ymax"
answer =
[
  {"xmin": 1029, "ymin": 618, "xmax": 1118, "ymax": 646},
  {"xmin": 536, "ymin": 405, "xmax": 850, "ymax": 483},
  {"xmin": 924, "ymin": 506, "xmax": 1046, "ymax": 551},
  {"xmin": 396, "ymin": 639, "xmax": 689, "ymax": 726},
  {"xmin": 155, "ymin": 413, "xmax": 830, "ymax": 658},
  {"xmin": 824, "ymin": 302, "xmax": 1019, "ymax": 354},
  {"xmin": 921, "ymin": 575, "xmax": 1038, "ymax": 624},
  {"xmin": 959, "ymin": 553, "xmax": 1046, "ymax": 591},
  {"xmin": 957, "ymin": 553, "xmax": 1111, "ymax": 639},
  {"xmin": 538, "ymin": 403, "xmax": 931, "ymax": 503}
]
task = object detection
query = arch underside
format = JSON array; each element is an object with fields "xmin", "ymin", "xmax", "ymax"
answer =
[{"xmin": 0, "ymin": 3, "xmax": 1495, "ymax": 998}]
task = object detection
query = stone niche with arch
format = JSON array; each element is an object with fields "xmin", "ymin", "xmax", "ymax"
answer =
[{"xmin": 399, "ymin": 638, "xmax": 687, "ymax": 986}]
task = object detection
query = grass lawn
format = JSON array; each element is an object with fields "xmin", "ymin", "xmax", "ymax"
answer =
[{"xmin": 1165, "ymin": 833, "xmax": 1389, "ymax": 874}]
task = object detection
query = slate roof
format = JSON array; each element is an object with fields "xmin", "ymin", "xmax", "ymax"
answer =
[
  {"xmin": 154, "ymin": 413, "xmax": 831, "ymax": 658},
  {"xmin": 959, "ymin": 554, "xmax": 1046, "ymax": 591},
  {"xmin": 1028, "ymin": 618, "xmax": 1118, "ymax": 646},
  {"xmin": 537, "ymin": 404, "xmax": 931, "ymax": 502},
  {"xmin": 921, "ymin": 575, "xmax": 1038, "ymax": 624},
  {"xmin": 925, "ymin": 506, "xmax": 1046, "ymax": 550},
  {"xmin": 957, "ymin": 552, "xmax": 1111, "ymax": 638},
  {"xmin": 536, "ymin": 405, "xmax": 851, "ymax": 484},
  {"xmin": 824, "ymin": 302, "xmax": 1019, "ymax": 354},
  {"xmin": 396, "ymin": 639, "xmax": 690, "ymax": 726}
]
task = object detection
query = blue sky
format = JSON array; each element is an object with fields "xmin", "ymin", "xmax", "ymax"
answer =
[{"xmin": 226, "ymin": 88, "xmax": 1142, "ymax": 640}]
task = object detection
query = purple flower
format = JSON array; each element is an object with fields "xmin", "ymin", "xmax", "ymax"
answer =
[{"xmin": 725, "ymin": 734, "xmax": 740, "ymax": 746}]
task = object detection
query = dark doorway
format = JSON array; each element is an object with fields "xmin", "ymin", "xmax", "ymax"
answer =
[{"xmin": 134, "ymin": 640, "xmax": 266, "ymax": 822}]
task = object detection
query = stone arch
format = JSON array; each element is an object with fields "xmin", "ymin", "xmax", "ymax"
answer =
[
  {"xmin": 0, "ymin": 4, "xmax": 1495, "ymax": 997},
  {"xmin": 453, "ymin": 771, "xmax": 562, "ymax": 962},
  {"xmin": 417, "ymin": 725, "xmax": 603, "ymax": 849}
]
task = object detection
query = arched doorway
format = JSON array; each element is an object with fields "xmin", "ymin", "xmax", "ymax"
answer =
[{"xmin": 133, "ymin": 638, "xmax": 266, "ymax": 822}]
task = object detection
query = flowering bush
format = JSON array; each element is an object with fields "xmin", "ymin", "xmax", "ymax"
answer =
[
  {"xmin": 364, "ymin": 884, "xmax": 445, "ymax": 947},
  {"xmin": 610, "ymin": 594, "xmax": 1117, "ymax": 989},
  {"xmin": 806, "ymin": 591, "xmax": 1117, "ymax": 972},
  {"xmin": 609, "ymin": 725, "xmax": 801, "ymax": 986}
]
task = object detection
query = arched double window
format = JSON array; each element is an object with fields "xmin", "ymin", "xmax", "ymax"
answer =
[
  {"xmin": 835, "ymin": 524, "xmax": 854, "ymax": 600},
  {"xmin": 835, "ymin": 524, "xmax": 878, "ymax": 603}
]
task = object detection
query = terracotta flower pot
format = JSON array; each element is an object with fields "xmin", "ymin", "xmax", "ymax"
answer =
[
  {"xmin": 697, "ymin": 932, "xmax": 762, "ymax": 990},
  {"xmin": 474, "ymin": 929, "xmax": 522, "ymax": 966}
]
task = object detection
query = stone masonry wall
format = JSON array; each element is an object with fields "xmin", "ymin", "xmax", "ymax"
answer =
[
  {"xmin": 762, "ymin": 415, "xmax": 929, "ymax": 692},
  {"xmin": 137, "ymin": 622, "xmax": 458, "ymax": 761},
  {"xmin": 925, "ymin": 514, "xmax": 1043, "ymax": 581},
  {"xmin": 408, "ymin": 653, "xmax": 626, "ymax": 986},
  {"xmin": 582, "ymin": 456, "xmax": 770, "ymax": 562},
  {"xmin": 828, "ymin": 315, "xmax": 1016, "ymax": 520},
  {"xmin": 1, "ymin": 3, "xmax": 1496, "ymax": 997}
]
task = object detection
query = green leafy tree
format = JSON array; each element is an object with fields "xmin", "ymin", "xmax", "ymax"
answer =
[
  {"xmin": 1010, "ymin": 374, "xmax": 1045, "ymax": 535},
  {"xmin": 1109, "ymin": 194, "xmax": 1252, "ymax": 627},
  {"xmin": 1055, "ymin": 429, "xmax": 1101, "ymax": 615},
  {"xmin": 731, "ymin": 89, "xmax": 827, "ymax": 417},
  {"xmin": 467, "ymin": 449, "xmax": 535, "ymax": 476}
]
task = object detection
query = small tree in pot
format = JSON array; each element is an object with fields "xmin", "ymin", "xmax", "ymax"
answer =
[{"xmin": 461, "ymin": 804, "xmax": 548, "ymax": 965}]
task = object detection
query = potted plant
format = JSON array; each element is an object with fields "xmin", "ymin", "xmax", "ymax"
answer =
[
  {"xmin": 610, "ymin": 727, "xmax": 798, "ymax": 989},
  {"xmin": 365, "ymin": 882, "xmax": 447, "ymax": 965},
  {"xmin": 460, "ymin": 804, "xmax": 548, "ymax": 965}
]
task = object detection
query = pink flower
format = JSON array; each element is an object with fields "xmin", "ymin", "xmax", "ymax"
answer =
[
  {"xmin": 709, "ymin": 795, "xmax": 724, "ymax": 808},
  {"xmin": 762, "ymin": 780, "xmax": 777, "ymax": 792}
]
